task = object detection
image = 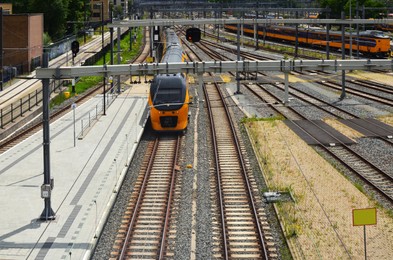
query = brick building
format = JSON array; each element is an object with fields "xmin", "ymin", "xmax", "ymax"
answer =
[
  {"xmin": 3, "ymin": 13, "xmax": 43, "ymax": 74},
  {"xmin": 90, "ymin": 0, "xmax": 110, "ymax": 23},
  {"xmin": 0, "ymin": 3, "xmax": 12, "ymax": 14}
]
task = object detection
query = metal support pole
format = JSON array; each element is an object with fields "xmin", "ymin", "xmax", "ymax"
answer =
[
  {"xmin": 295, "ymin": 11, "xmax": 299, "ymax": 58},
  {"xmin": 235, "ymin": 15, "xmax": 241, "ymax": 95},
  {"xmin": 263, "ymin": 24, "xmax": 266, "ymax": 46},
  {"xmin": 110, "ymin": 27, "xmax": 114, "ymax": 92},
  {"xmin": 364, "ymin": 225, "xmax": 367, "ymax": 260},
  {"xmin": 217, "ymin": 8, "xmax": 222, "ymax": 42},
  {"xmin": 117, "ymin": 27, "xmax": 121, "ymax": 93},
  {"xmin": 40, "ymin": 52, "xmax": 55, "ymax": 221},
  {"xmin": 349, "ymin": 0, "xmax": 353, "ymax": 59},
  {"xmin": 72, "ymin": 103, "xmax": 76, "ymax": 147},
  {"xmin": 356, "ymin": 1, "xmax": 360, "ymax": 58},
  {"xmin": 110, "ymin": 27, "xmax": 114, "ymax": 67},
  {"xmin": 326, "ymin": 12, "xmax": 330, "ymax": 60},
  {"xmin": 340, "ymin": 11, "xmax": 346, "ymax": 100},
  {"xmin": 0, "ymin": 7, "xmax": 3, "ymax": 91},
  {"xmin": 84, "ymin": 2, "xmax": 87, "ymax": 44},
  {"xmin": 109, "ymin": 3, "xmax": 114, "ymax": 93},
  {"xmin": 150, "ymin": 9, "xmax": 153, "ymax": 57},
  {"xmin": 129, "ymin": 27, "xmax": 132, "ymax": 51},
  {"xmin": 103, "ymin": 76, "xmax": 106, "ymax": 115},
  {"xmin": 284, "ymin": 71, "xmax": 289, "ymax": 104},
  {"xmin": 255, "ymin": 10, "xmax": 259, "ymax": 50},
  {"xmin": 203, "ymin": 11, "xmax": 206, "ymax": 37},
  {"xmin": 101, "ymin": 2, "xmax": 106, "ymax": 115},
  {"xmin": 241, "ymin": 17, "xmax": 243, "ymax": 48}
]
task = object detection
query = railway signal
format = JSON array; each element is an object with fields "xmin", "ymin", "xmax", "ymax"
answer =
[
  {"xmin": 71, "ymin": 40, "xmax": 79, "ymax": 57},
  {"xmin": 186, "ymin": 28, "xmax": 201, "ymax": 42}
]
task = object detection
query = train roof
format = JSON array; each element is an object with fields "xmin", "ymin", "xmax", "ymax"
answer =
[
  {"xmin": 162, "ymin": 29, "xmax": 184, "ymax": 63},
  {"xmin": 359, "ymin": 30, "xmax": 390, "ymax": 38},
  {"xmin": 151, "ymin": 73, "xmax": 186, "ymax": 89},
  {"xmin": 251, "ymin": 25, "xmax": 391, "ymax": 39}
]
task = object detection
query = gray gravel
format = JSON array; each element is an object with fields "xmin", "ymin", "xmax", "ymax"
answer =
[{"xmin": 92, "ymin": 39, "xmax": 393, "ymax": 260}]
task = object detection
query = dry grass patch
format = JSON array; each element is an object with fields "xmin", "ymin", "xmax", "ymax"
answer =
[
  {"xmin": 246, "ymin": 120, "xmax": 393, "ymax": 259},
  {"xmin": 378, "ymin": 115, "xmax": 393, "ymax": 127},
  {"xmin": 324, "ymin": 118, "xmax": 364, "ymax": 140},
  {"xmin": 348, "ymin": 71, "xmax": 393, "ymax": 85}
]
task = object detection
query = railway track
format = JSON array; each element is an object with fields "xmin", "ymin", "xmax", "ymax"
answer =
[
  {"xmin": 182, "ymin": 28, "xmax": 393, "ymax": 255},
  {"xmin": 242, "ymin": 80, "xmax": 393, "ymax": 201},
  {"xmin": 204, "ymin": 82, "xmax": 276, "ymax": 259},
  {"xmin": 111, "ymin": 135, "xmax": 181, "ymax": 259},
  {"xmin": 0, "ymin": 85, "xmax": 103, "ymax": 154},
  {"xmin": 0, "ymin": 28, "xmax": 149, "ymax": 154},
  {"xmin": 244, "ymin": 83, "xmax": 305, "ymax": 120},
  {"xmin": 326, "ymin": 144, "xmax": 393, "ymax": 202},
  {"xmin": 193, "ymin": 33, "xmax": 393, "ymax": 109},
  {"xmin": 181, "ymin": 30, "xmax": 277, "ymax": 258}
]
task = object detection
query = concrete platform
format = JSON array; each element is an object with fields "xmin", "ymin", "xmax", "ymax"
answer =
[{"xmin": 0, "ymin": 84, "xmax": 149, "ymax": 260}]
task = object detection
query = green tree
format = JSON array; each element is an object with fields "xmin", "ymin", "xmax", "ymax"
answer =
[
  {"xmin": 28, "ymin": 0, "xmax": 69, "ymax": 41},
  {"xmin": 318, "ymin": 0, "xmax": 390, "ymax": 19},
  {"xmin": 67, "ymin": 0, "xmax": 90, "ymax": 35},
  {"xmin": 113, "ymin": 5, "xmax": 124, "ymax": 20},
  {"xmin": 318, "ymin": 0, "xmax": 349, "ymax": 18}
]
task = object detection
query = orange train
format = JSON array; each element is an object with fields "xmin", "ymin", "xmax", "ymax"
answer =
[
  {"xmin": 224, "ymin": 24, "xmax": 391, "ymax": 57},
  {"xmin": 148, "ymin": 28, "xmax": 191, "ymax": 132}
]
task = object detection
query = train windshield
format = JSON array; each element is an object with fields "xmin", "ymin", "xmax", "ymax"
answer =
[
  {"xmin": 150, "ymin": 74, "xmax": 187, "ymax": 110},
  {"xmin": 154, "ymin": 89, "xmax": 182, "ymax": 105}
]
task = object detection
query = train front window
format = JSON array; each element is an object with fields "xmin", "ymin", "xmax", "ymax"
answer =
[{"xmin": 154, "ymin": 88, "xmax": 182, "ymax": 105}]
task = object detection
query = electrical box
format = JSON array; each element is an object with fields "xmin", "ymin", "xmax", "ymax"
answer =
[{"xmin": 41, "ymin": 184, "xmax": 51, "ymax": 198}]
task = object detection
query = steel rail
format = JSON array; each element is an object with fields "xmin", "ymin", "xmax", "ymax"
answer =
[
  {"xmin": 204, "ymin": 82, "xmax": 269, "ymax": 259},
  {"xmin": 203, "ymin": 85, "xmax": 229, "ymax": 259},
  {"xmin": 216, "ymin": 83, "xmax": 269, "ymax": 259},
  {"xmin": 159, "ymin": 135, "xmax": 181, "ymax": 259},
  {"xmin": 321, "ymin": 81, "xmax": 393, "ymax": 106},
  {"xmin": 119, "ymin": 138, "xmax": 160, "ymax": 259}
]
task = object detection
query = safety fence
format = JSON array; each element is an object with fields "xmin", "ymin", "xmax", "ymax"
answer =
[
  {"xmin": 0, "ymin": 80, "xmax": 64, "ymax": 129},
  {"xmin": 77, "ymin": 93, "xmax": 116, "ymax": 139}
]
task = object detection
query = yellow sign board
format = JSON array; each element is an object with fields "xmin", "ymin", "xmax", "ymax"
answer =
[
  {"xmin": 146, "ymin": 57, "xmax": 154, "ymax": 63},
  {"xmin": 353, "ymin": 208, "xmax": 377, "ymax": 226}
]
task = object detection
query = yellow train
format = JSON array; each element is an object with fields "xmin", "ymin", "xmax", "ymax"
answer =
[
  {"xmin": 224, "ymin": 24, "xmax": 391, "ymax": 57},
  {"xmin": 148, "ymin": 28, "xmax": 191, "ymax": 132}
]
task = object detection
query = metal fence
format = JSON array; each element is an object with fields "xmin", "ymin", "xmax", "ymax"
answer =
[
  {"xmin": 77, "ymin": 93, "xmax": 116, "ymax": 139},
  {"xmin": 0, "ymin": 80, "xmax": 63, "ymax": 129}
]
